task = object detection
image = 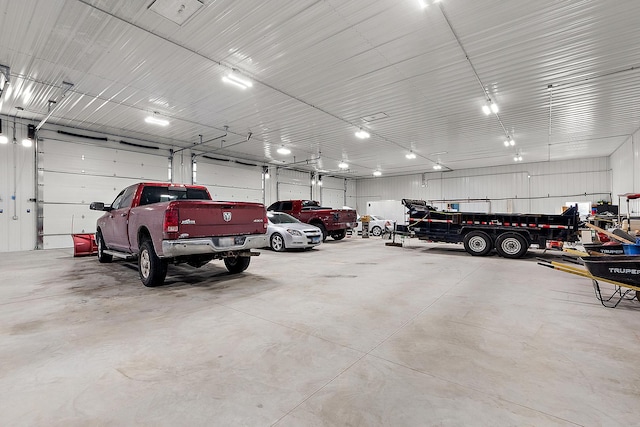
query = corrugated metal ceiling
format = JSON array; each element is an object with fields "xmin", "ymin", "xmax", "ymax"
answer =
[{"xmin": 0, "ymin": 0, "xmax": 639, "ymax": 178}]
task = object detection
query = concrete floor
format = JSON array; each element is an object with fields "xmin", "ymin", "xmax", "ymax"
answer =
[{"xmin": 1, "ymin": 237, "xmax": 639, "ymax": 426}]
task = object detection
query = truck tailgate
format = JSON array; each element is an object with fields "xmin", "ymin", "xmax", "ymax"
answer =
[{"xmin": 171, "ymin": 201, "xmax": 266, "ymax": 237}]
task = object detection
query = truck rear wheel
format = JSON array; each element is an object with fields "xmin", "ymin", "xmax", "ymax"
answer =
[
  {"xmin": 224, "ymin": 256, "xmax": 251, "ymax": 273},
  {"xmin": 331, "ymin": 229, "xmax": 347, "ymax": 240},
  {"xmin": 463, "ymin": 231, "xmax": 493, "ymax": 256},
  {"xmin": 495, "ymin": 232, "xmax": 529, "ymax": 258},
  {"xmin": 139, "ymin": 240, "xmax": 167, "ymax": 287}
]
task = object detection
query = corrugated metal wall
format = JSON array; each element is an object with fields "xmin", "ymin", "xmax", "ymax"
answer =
[
  {"xmin": 356, "ymin": 157, "xmax": 611, "ymax": 216},
  {"xmin": 0, "ymin": 114, "xmax": 36, "ymax": 252}
]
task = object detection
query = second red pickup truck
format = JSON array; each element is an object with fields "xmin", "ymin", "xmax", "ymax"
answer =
[
  {"xmin": 90, "ymin": 182, "xmax": 268, "ymax": 287},
  {"xmin": 267, "ymin": 200, "xmax": 357, "ymax": 241}
]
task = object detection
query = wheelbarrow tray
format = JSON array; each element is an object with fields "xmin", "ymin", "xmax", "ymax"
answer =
[{"xmin": 581, "ymin": 255, "xmax": 640, "ymax": 287}]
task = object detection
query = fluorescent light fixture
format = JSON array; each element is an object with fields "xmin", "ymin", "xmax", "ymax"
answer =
[
  {"xmin": 223, "ymin": 70, "xmax": 252, "ymax": 89},
  {"xmin": 373, "ymin": 170, "xmax": 382, "ymax": 177},
  {"xmin": 406, "ymin": 152, "xmax": 417, "ymax": 159},
  {"xmin": 433, "ymin": 163, "xmax": 442, "ymax": 170},
  {"xmin": 145, "ymin": 114, "xmax": 169, "ymax": 126},
  {"xmin": 338, "ymin": 161, "xmax": 349, "ymax": 169},
  {"xmin": 277, "ymin": 146, "xmax": 291, "ymax": 155},
  {"xmin": 355, "ymin": 129, "xmax": 370, "ymax": 139},
  {"xmin": 482, "ymin": 105, "xmax": 491, "ymax": 115},
  {"xmin": 504, "ymin": 136, "xmax": 515, "ymax": 147},
  {"xmin": 22, "ymin": 138, "xmax": 32, "ymax": 147}
]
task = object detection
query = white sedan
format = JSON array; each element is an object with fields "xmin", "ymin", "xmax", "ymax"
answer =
[
  {"xmin": 266, "ymin": 212, "xmax": 323, "ymax": 251},
  {"xmin": 355, "ymin": 215, "xmax": 395, "ymax": 236}
]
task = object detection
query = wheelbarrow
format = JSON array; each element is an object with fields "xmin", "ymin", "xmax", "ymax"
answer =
[{"xmin": 538, "ymin": 256, "xmax": 640, "ymax": 308}]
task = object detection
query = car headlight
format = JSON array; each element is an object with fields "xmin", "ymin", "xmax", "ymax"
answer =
[{"xmin": 287, "ymin": 229, "xmax": 303, "ymax": 236}]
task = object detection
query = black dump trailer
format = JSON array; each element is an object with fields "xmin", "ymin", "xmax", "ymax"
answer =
[{"xmin": 402, "ymin": 199, "xmax": 581, "ymax": 258}]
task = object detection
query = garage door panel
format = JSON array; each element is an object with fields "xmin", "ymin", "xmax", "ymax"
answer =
[
  {"xmin": 197, "ymin": 162, "xmax": 262, "ymax": 190},
  {"xmin": 277, "ymin": 183, "xmax": 310, "ymax": 200},
  {"xmin": 42, "ymin": 172, "xmax": 137, "ymax": 204},
  {"xmin": 43, "ymin": 203, "xmax": 104, "ymax": 236},
  {"xmin": 207, "ymin": 186, "xmax": 263, "ymax": 203},
  {"xmin": 321, "ymin": 188, "xmax": 345, "ymax": 208}
]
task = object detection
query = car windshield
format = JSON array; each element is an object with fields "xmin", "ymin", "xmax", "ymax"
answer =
[{"xmin": 268, "ymin": 212, "xmax": 300, "ymax": 224}]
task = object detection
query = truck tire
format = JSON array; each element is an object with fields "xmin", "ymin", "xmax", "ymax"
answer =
[
  {"xmin": 370, "ymin": 226, "xmax": 382, "ymax": 236},
  {"xmin": 495, "ymin": 232, "xmax": 529, "ymax": 259},
  {"xmin": 331, "ymin": 229, "xmax": 347, "ymax": 240},
  {"xmin": 139, "ymin": 240, "xmax": 167, "ymax": 287},
  {"xmin": 224, "ymin": 256, "xmax": 251, "ymax": 273},
  {"xmin": 463, "ymin": 231, "xmax": 493, "ymax": 256},
  {"xmin": 96, "ymin": 230, "xmax": 112, "ymax": 263},
  {"xmin": 313, "ymin": 222, "xmax": 327, "ymax": 242},
  {"xmin": 270, "ymin": 233, "xmax": 286, "ymax": 252}
]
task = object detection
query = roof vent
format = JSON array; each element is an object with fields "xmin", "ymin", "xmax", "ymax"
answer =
[
  {"xmin": 361, "ymin": 112, "xmax": 389, "ymax": 122},
  {"xmin": 149, "ymin": 0, "xmax": 204, "ymax": 26}
]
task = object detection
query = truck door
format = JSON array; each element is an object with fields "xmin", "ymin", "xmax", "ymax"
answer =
[{"xmin": 102, "ymin": 185, "xmax": 136, "ymax": 251}]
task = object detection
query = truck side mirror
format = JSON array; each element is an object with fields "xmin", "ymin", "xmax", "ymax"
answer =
[{"xmin": 90, "ymin": 202, "xmax": 110, "ymax": 211}]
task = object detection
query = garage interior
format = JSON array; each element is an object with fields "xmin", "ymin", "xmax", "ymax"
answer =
[{"xmin": 1, "ymin": 0, "xmax": 640, "ymax": 425}]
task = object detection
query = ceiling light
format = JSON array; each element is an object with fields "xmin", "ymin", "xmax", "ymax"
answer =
[
  {"xmin": 483, "ymin": 100, "xmax": 498, "ymax": 115},
  {"xmin": 355, "ymin": 128, "xmax": 370, "ymax": 139},
  {"xmin": 222, "ymin": 70, "xmax": 252, "ymax": 89},
  {"xmin": 514, "ymin": 154, "xmax": 523, "ymax": 162},
  {"xmin": 433, "ymin": 163, "xmax": 442, "ymax": 170},
  {"xmin": 0, "ymin": 135, "xmax": 7, "ymax": 144},
  {"xmin": 504, "ymin": 136, "xmax": 515, "ymax": 147},
  {"xmin": 145, "ymin": 113, "xmax": 169, "ymax": 126},
  {"xmin": 418, "ymin": 0, "xmax": 429, "ymax": 8},
  {"xmin": 373, "ymin": 170, "xmax": 382, "ymax": 177},
  {"xmin": 277, "ymin": 146, "xmax": 291, "ymax": 155},
  {"xmin": 338, "ymin": 161, "xmax": 349, "ymax": 169},
  {"xmin": 22, "ymin": 138, "xmax": 32, "ymax": 147},
  {"xmin": 406, "ymin": 152, "xmax": 417, "ymax": 159}
]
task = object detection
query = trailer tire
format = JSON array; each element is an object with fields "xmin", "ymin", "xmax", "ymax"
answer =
[
  {"xmin": 496, "ymin": 232, "xmax": 529, "ymax": 259},
  {"xmin": 463, "ymin": 231, "xmax": 493, "ymax": 256}
]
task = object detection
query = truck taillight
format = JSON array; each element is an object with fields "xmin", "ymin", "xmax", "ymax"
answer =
[{"xmin": 164, "ymin": 208, "xmax": 179, "ymax": 233}]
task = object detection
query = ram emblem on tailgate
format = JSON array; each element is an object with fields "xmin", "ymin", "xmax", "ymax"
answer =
[
  {"xmin": 223, "ymin": 212, "xmax": 232, "ymax": 222},
  {"xmin": 181, "ymin": 219, "xmax": 196, "ymax": 225}
]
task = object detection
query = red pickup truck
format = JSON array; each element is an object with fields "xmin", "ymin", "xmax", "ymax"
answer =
[
  {"xmin": 267, "ymin": 200, "xmax": 357, "ymax": 241},
  {"xmin": 90, "ymin": 182, "xmax": 268, "ymax": 287}
]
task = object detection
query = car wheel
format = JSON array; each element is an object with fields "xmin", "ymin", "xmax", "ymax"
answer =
[
  {"xmin": 224, "ymin": 256, "xmax": 251, "ymax": 273},
  {"xmin": 495, "ymin": 232, "xmax": 529, "ymax": 258},
  {"xmin": 270, "ymin": 233, "xmax": 286, "ymax": 252},
  {"xmin": 370, "ymin": 226, "xmax": 382, "ymax": 236},
  {"xmin": 463, "ymin": 231, "xmax": 493, "ymax": 256},
  {"xmin": 96, "ymin": 230, "xmax": 112, "ymax": 263},
  {"xmin": 138, "ymin": 240, "xmax": 167, "ymax": 287}
]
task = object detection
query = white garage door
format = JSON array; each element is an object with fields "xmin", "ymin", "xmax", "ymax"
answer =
[
  {"xmin": 196, "ymin": 160, "xmax": 263, "ymax": 202},
  {"xmin": 40, "ymin": 133, "xmax": 169, "ymax": 249},
  {"xmin": 321, "ymin": 176, "xmax": 345, "ymax": 208},
  {"xmin": 276, "ymin": 169, "xmax": 311, "ymax": 201}
]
